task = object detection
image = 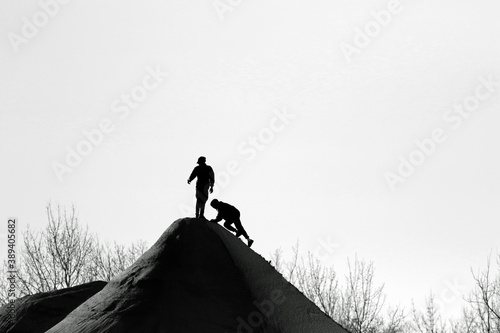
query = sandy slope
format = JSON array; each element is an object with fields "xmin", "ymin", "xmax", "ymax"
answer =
[
  {"xmin": 0, "ymin": 281, "xmax": 105, "ymax": 333},
  {"xmin": 208, "ymin": 222, "xmax": 348, "ymax": 333}
]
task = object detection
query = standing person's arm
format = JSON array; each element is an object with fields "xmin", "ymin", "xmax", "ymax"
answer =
[
  {"xmin": 208, "ymin": 166, "xmax": 215, "ymax": 193},
  {"xmin": 187, "ymin": 167, "xmax": 197, "ymax": 184}
]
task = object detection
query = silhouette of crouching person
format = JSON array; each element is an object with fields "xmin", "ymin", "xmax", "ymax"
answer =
[{"xmin": 210, "ymin": 199, "xmax": 254, "ymax": 248}]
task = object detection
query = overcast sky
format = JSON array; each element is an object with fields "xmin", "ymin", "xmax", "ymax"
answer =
[{"xmin": 1, "ymin": 0, "xmax": 499, "ymax": 317}]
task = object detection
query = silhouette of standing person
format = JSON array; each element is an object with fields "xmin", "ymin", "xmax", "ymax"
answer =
[
  {"xmin": 188, "ymin": 156, "xmax": 215, "ymax": 220},
  {"xmin": 210, "ymin": 199, "xmax": 254, "ymax": 247}
]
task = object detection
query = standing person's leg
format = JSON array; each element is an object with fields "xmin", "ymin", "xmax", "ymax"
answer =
[
  {"xmin": 199, "ymin": 184, "xmax": 210, "ymax": 219},
  {"xmin": 195, "ymin": 186, "xmax": 209, "ymax": 219},
  {"xmin": 195, "ymin": 198, "xmax": 200, "ymax": 218},
  {"xmin": 195, "ymin": 190, "xmax": 202, "ymax": 218}
]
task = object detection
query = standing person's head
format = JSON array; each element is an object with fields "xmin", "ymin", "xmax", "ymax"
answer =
[
  {"xmin": 210, "ymin": 199, "xmax": 220, "ymax": 208},
  {"xmin": 197, "ymin": 156, "xmax": 206, "ymax": 165}
]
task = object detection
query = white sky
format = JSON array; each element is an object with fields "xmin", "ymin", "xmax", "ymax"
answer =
[{"xmin": 1, "ymin": 0, "xmax": 499, "ymax": 318}]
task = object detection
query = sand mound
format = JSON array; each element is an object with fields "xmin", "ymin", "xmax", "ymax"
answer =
[{"xmin": 4, "ymin": 218, "xmax": 349, "ymax": 332}]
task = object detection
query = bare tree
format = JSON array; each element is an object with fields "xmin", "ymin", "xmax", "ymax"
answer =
[
  {"xmin": 270, "ymin": 243, "xmax": 339, "ymax": 316},
  {"xmin": 382, "ymin": 306, "xmax": 408, "ymax": 333},
  {"xmin": 270, "ymin": 241, "xmax": 301, "ymax": 285},
  {"xmin": 452, "ymin": 308, "xmax": 481, "ymax": 333},
  {"xmin": 18, "ymin": 204, "xmax": 96, "ymax": 294},
  {"xmin": 338, "ymin": 255, "xmax": 386, "ymax": 333},
  {"xmin": 411, "ymin": 293, "xmax": 448, "ymax": 333},
  {"xmin": 90, "ymin": 240, "xmax": 148, "ymax": 281},
  {"xmin": 465, "ymin": 254, "xmax": 500, "ymax": 333},
  {"xmin": 0, "ymin": 203, "xmax": 147, "ymax": 304},
  {"xmin": 271, "ymin": 246, "xmax": 405, "ymax": 333},
  {"xmin": 295, "ymin": 252, "xmax": 340, "ymax": 318}
]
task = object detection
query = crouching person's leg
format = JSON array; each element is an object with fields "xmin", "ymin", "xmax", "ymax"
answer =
[
  {"xmin": 234, "ymin": 218, "xmax": 254, "ymax": 247},
  {"xmin": 223, "ymin": 220, "xmax": 238, "ymax": 233}
]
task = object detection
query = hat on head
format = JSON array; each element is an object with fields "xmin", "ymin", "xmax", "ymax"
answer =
[{"xmin": 197, "ymin": 156, "xmax": 206, "ymax": 164}]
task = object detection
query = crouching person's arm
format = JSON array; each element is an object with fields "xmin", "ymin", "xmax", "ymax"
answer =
[{"xmin": 210, "ymin": 211, "xmax": 223, "ymax": 223}]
